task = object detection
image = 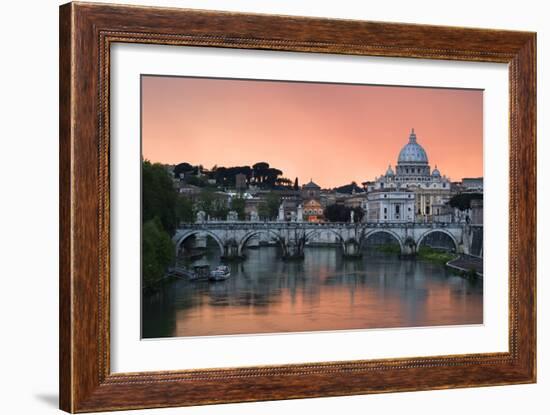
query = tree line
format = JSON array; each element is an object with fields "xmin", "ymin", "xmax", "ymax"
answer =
[
  {"xmin": 323, "ymin": 204, "xmax": 365, "ymax": 223},
  {"xmin": 142, "ymin": 161, "xmax": 185, "ymax": 287},
  {"xmin": 174, "ymin": 161, "xmax": 299, "ymax": 190}
]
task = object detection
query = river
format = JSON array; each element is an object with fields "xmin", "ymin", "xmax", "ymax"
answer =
[{"xmin": 142, "ymin": 246, "xmax": 483, "ymax": 338}]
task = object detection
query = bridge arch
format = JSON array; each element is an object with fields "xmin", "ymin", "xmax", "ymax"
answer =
[
  {"xmin": 238, "ymin": 229, "xmax": 285, "ymax": 256},
  {"xmin": 361, "ymin": 229, "xmax": 404, "ymax": 253},
  {"xmin": 174, "ymin": 230, "xmax": 225, "ymax": 257},
  {"xmin": 416, "ymin": 229, "xmax": 459, "ymax": 252},
  {"xmin": 304, "ymin": 228, "xmax": 346, "ymax": 249}
]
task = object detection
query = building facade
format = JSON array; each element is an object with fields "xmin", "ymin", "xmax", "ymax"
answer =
[
  {"xmin": 366, "ymin": 129, "xmax": 453, "ymax": 222},
  {"xmin": 303, "ymin": 199, "xmax": 324, "ymax": 222},
  {"xmin": 301, "ymin": 179, "xmax": 321, "ymax": 200},
  {"xmin": 363, "ymin": 190, "xmax": 415, "ymax": 223},
  {"xmin": 462, "ymin": 177, "xmax": 484, "ymax": 192}
]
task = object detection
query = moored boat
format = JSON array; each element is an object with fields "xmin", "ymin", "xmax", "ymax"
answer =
[
  {"xmin": 209, "ymin": 265, "xmax": 230, "ymax": 281},
  {"xmin": 189, "ymin": 264, "xmax": 210, "ymax": 281}
]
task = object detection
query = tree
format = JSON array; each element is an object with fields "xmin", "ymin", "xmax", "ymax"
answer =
[
  {"xmin": 196, "ymin": 189, "xmax": 216, "ymax": 216},
  {"xmin": 324, "ymin": 204, "xmax": 347, "ymax": 222},
  {"xmin": 173, "ymin": 162, "xmax": 194, "ymax": 178},
  {"xmin": 293, "ymin": 177, "xmax": 299, "ymax": 191},
  {"xmin": 231, "ymin": 196, "xmax": 246, "ymax": 220},
  {"xmin": 252, "ymin": 162, "xmax": 270, "ymax": 184},
  {"xmin": 142, "ymin": 218, "xmax": 175, "ymax": 286},
  {"xmin": 333, "ymin": 181, "xmax": 365, "ymax": 194},
  {"xmin": 142, "ymin": 160, "xmax": 178, "ymax": 235},
  {"xmin": 176, "ymin": 195, "xmax": 194, "ymax": 223},
  {"xmin": 351, "ymin": 206, "xmax": 365, "ymax": 223},
  {"xmin": 323, "ymin": 204, "xmax": 364, "ymax": 223},
  {"xmin": 258, "ymin": 192, "xmax": 280, "ymax": 220},
  {"xmin": 263, "ymin": 168, "xmax": 283, "ymax": 188},
  {"xmin": 186, "ymin": 175, "xmax": 208, "ymax": 187},
  {"xmin": 275, "ymin": 177, "xmax": 293, "ymax": 188},
  {"xmin": 212, "ymin": 206, "xmax": 229, "ymax": 220},
  {"xmin": 449, "ymin": 193, "xmax": 483, "ymax": 211}
]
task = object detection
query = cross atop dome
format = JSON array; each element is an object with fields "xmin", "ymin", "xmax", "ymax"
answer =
[{"xmin": 409, "ymin": 128, "xmax": 417, "ymax": 143}]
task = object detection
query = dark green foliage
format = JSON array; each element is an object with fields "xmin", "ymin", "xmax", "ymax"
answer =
[
  {"xmin": 174, "ymin": 160, "xmax": 288, "ymax": 190},
  {"xmin": 449, "ymin": 192, "xmax": 483, "ymax": 211},
  {"xmin": 176, "ymin": 195, "xmax": 194, "ymax": 223},
  {"xmin": 142, "ymin": 161, "xmax": 179, "ymax": 287},
  {"xmin": 213, "ymin": 206, "xmax": 229, "ymax": 220},
  {"xmin": 417, "ymin": 246, "xmax": 456, "ymax": 265},
  {"xmin": 258, "ymin": 192, "xmax": 281, "ymax": 220},
  {"xmin": 275, "ymin": 177, "xmax": 293, "ymax": 188},
  {"xmin": 142, "ymin": 160, "xmax": 178, "ymax": 235},
  {"xmin": 231, "ymin": 197, "xmax": 246, "ymax": 220},
  {"xmin": 185, "ymin": 175, "xmax": 209, "ymax": 187},
  {"xmin": 352, "ymin": 206, "xmax": 365, "ymax": 223},
  {"xmin": 195, "ymin": 189, "xmax": 229, "ymax": 219},
  {"xmin": 374, "ymin": 244, "xmax": 401, "ymax": 254},
  {"xmin": 142, "ymin": 218, "xmax": 175, "ymax": 287},
  {"xmin": 251, "ymin": 162, "xmax": 282, "ymax": 188},
  {"xmin": 324, "ymin": 204, "xmax": 364, "ymax": 223},
  {"xmin": 196, "ymin": 189, "xmax": 216, "ymax": 216},
  {"xmin": 173, "ymin": 162, "xmax": 194, "ymax": 178},
  {"xmin": 332, "ymin": 181, "xmax": 365, "ymax": 194}
]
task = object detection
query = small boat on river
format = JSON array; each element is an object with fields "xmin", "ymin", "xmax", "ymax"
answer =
[
  {"xmin": 189, "ymin": 264, "xmax": 210, "ymax": 281},
  {"xmin": 209, "ymin": 265, "xmax": 231, "ymax": 281}
]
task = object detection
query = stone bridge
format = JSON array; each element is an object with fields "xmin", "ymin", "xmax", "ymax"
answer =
[{"xmin": 173, "ymin": 221, "xmax": 477, "ymax": 260}]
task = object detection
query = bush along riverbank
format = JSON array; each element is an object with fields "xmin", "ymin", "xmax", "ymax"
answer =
[
  {"xmin": 417, "ymin": 247, "xmax": 481, "ymax": 279},
  {"xmin": 416, "ymin": 246, "xmax": 457, "ymax": 265},
  {"xmin": 364, "ymin": 245, "xmax": 481, "ymax": 280},
  {"xmin": 374, "ymin": 244, "xmax": 456, "ymax": 265},
  {"xmin": 373, "ymin": 244, "xmax": 402, "ymax": 255}
]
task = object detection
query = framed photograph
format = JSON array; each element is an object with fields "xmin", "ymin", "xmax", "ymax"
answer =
[{"xmin": 59, "ymin": 2, "xmax": 536, "ymax": 412}]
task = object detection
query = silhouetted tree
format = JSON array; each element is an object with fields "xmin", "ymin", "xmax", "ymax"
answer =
[
  {"xmin": 449, "ymin": 193, "xmax": 483, "ymax": 211},
  {"xmin": 333, "ymin": 181, "xmax": 365, "ymax": 194},
  {"xmin": 173, "ymin": 162, "xmax": 194, "ymax": 178},
  {"xmin": 142, "ymin": 217, "xmax": 174, "ymax": 286},
  {"xmin": 324, "ymin": 204, "xmax": 364, "ymax": 223},
  {"xmin": 142, "ymin": 160, "xmax": 178, "ymax": 235}
]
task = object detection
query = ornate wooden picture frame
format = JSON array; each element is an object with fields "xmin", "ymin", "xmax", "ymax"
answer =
[{"xmin": 59, "ymin": 2, "xmax": 536, "ymax": 412}]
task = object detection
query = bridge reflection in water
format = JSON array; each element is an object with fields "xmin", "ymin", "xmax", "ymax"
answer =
[{"xmin": 142, "ymin": 244, "xmax": 483, "ymax": 338}]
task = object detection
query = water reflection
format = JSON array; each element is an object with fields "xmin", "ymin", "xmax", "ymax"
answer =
[{"xmin": 142, "ymin": 247, "xmax": 483, "ymax": 338}]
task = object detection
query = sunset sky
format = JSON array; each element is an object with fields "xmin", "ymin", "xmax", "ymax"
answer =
[{"xmin": 142, "ymin": 75, "xmax": 483, "ymax": 188}]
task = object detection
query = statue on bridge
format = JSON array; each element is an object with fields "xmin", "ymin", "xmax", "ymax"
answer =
[
  {"xmin": 277, "ymin": 203, "xmax": 285, "ymax": 222},
  {"xmin": 249, "ymin": 210, "xmax": 259, "ymax": 222},
  {"xmin": 226, "ymin": 210, "xmax": 239, "ymax": 222},
  {"xmin": 297, "ymin": 204, "xmax": 304, "ymax": 222},
  {"xmin": 196, "ymin": 210, "xmax": 206, "ymax": 223}
]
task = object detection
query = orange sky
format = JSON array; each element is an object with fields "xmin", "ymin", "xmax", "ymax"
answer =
[{"xmin": 142, "ymin": 75, "xmax": 483, "ymax": 188}]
